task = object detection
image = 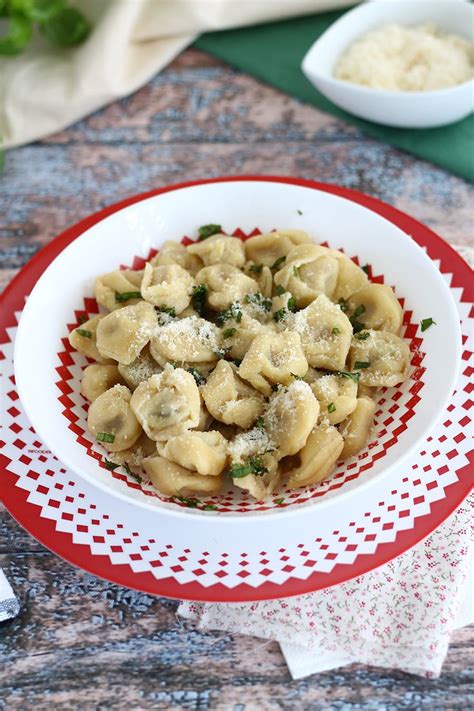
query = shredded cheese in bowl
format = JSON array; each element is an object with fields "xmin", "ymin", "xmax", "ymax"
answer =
[{"xmin": 334, "ymin": 23, "xmax": 474, "ymax": 92}]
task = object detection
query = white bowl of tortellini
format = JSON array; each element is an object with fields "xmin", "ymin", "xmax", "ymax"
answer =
[{"xmin": 14, "ymin": 179, "xmax": 461, "ymax": 521}]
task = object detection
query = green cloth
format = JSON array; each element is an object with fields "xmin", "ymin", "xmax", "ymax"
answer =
[{"xmin": 194, "ymin": 9, "xmax": 474, "ymax": 182}]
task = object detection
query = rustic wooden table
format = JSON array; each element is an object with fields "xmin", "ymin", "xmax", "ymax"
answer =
[{"xmin": 1, "ymin": 49, "xmax": 473, "ymax": 710}]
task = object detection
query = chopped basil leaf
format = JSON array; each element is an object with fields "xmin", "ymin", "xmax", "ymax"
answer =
[
  {"xmin": 245, "ymin": 292, "xmax": 272, "ymax": 311},
  {"xmin": 354, "ymin": 331, "xmax": 370, "ymax": 340},
  {"xmin": 332, "ymin": 327, "xmax": 340, "ymax": 336},
  {"xmin": 248, "ymin": 456, "xmax": 268, "ymax": 476},
  {"xmin": 293, "ymin": 266, "xmax": 300, "ymax": 277},
  {"xmin": 351, "ymin": 320, "xmax": 365, "ymax": 334},
  {"xmin": 202, "ymin": 504, "xmax": 218, "ymax": 511},
  {"xmin": 354, "ymin": 361, "xmax": 370, "ymax": 369},
  {"xmin": 187, "ymin": 367, "xmax": 206, "ymax": 386},
  {"xmin": 273, "ymin": 308, "xmax": 286, "ymax": 322},
  {"xmin": 328, "ymin": 402, "xmax": 336, "ymax": 413},
  {"xmin": 104, "ymin": 459, "xmax": 119, "ymax": 471},
  {"xmin": 270, "ymin": 255, "xmax": 286, "ymax": 270},
  {"xmin": 97, "ymin": 432, "xmax": 115, "ymax": 443},
  {"xmin": 255, "ymin": 416, "xmax": 265, "ymax": 429},
  {"xmin": 297, "ymin": 209, "xmax": 303, "ymax": 215},
  {"xmin": 198, "ymin": 224, "xmax": 221, "ymax": 240},
  {"xmin": 291, "ymin": 373, "xmax": 303, "ymax": 380},
  {"xmin": 339, "ymin": 371, "xmax": 361, "ymax": 383},
  {"xmin": 191, "ymin": 284, "xmax": 207, "ymax": 316},
  {"xmin": 249, "ymin": 263, "xmax": 263, "ymax": 274},
  {"xmin": 115, "ymin": 290, "xmax": 142, "ymax": 303},
  {"xmin": 275, "ymin": 498, "xmax": 285, "ymax": 505},
  {"xmin": 156, "ymin": 305, "xmax": 176, "ymax": 318},
  {"xmin": 421, "ymin": 317, "xmax": 436, "ymax": 332},
  {"xmin": 223, "ymin": 327, "xmax": 237, "ymax": 339},
  {"xmin": 124, "ymin": 463, "xmax": 141, "ymax": 483},
  {"xmin": 276, "ymin": 285, "xmax": 285, "ymax": 296},
  {"xmin": 287, "ymin": 296, "xmax": 297, "ymax": 313},
  {"xmin": 338, "ymin": 297, "xmax": 348, "ymax": 313},
  {"xmin": 75, "ymin": 328, "xmax": 92, "ymax": 339},
  {"xmin": 174, "ymin": 495, "xmax": 200, "ymax": 508},
  {"xmin": 170, "ymin": 361, "xmax": 179, "ymax": 369},
  {"xmin": 351, "ymin": 304, "xmax": 366, "ymax": 320},
  {"xmin": 217, "ymin": 302, "xmax": 242, "ymax": 325},
  {"xmin": 361, "ymin": 264, "xmax": 369, "ymax": 275},
  {"xmin": 229, "ymin": 462, "xmax": 254, "ymax": 478}
]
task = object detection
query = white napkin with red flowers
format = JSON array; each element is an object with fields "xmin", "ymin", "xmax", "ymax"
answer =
[{"xmin": 179, "ymin": 495, "xmax": 473, "ymax": 679}]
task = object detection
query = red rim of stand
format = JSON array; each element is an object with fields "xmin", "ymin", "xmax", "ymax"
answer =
[{"xmin": 1, "ymin": 176, "xmax": 473, "ymax": 602}]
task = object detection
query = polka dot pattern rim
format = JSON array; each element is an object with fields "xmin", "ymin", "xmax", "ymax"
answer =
[{"xmin": 1, "ymin": 177, "xmax": 472, "ymax": 602}]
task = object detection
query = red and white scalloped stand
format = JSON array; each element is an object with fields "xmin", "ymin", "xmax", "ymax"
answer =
[{"xmin": 1, "ymin": 177, "xmax": 472, "ymax": 602}]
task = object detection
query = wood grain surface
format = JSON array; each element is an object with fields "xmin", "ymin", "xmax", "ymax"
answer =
[{"xmin": 1, "ymin": 49, "xmax": 473, "ymax": 710}]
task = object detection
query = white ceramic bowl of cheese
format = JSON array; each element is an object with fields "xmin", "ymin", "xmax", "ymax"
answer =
[{"xmin": 302, "ymin": 0, "xmax": 474, "ymax": 128}]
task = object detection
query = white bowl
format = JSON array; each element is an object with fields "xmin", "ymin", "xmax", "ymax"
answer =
[
  {"xmin": 14, "ymin": 179, "xmax": 461, "ymax": 531},
  {"xmin": 302, "ymin": 0, "xmax": 474, "ymax": 128}
]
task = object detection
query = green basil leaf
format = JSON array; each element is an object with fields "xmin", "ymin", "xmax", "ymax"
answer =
[
  {"xmin": 40, "ymin": 6, "xmax": 90, "ymax": 46},
  {"xmin": 0, "ymin": 13, "xmax": 32, "ymax": 55},
  {"xmin": 11, "ymin": 0, "xmax": 65, "ymax": 22}
]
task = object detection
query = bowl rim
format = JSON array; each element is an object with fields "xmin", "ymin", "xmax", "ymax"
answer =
[
  {"xmin": 302, "ymin": 0, "xmax": 474, "ymax": 98},
  {"xmin": 13, "ymin": 176, "xmax": 463, "ymax": 525}
]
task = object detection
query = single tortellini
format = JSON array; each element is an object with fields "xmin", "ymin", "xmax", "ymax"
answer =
[
  {"xmin": 232, "ymin": 454, "xmax": 280, "ymax": 501},
  {"xmin": 239, "ymin": 331, "xmax": 308, "ymax": 396},
  {"xmin": 348, "ymin": 330, "xmax": 410, "ymax": 387},
  {"xmin": 340, "ymin": 396, "xmax": 376, "ymax": 459},
  {"xmin": 106, "ymin": 432, "xmax": 157, "ymax": 470},
  {"xmin": 201, "ymin": 360, "xmax": 264, "ymax": 428},
  {"xmin": 140, "ymin": 262, "xmax": 195, "ymax": 314},
  {"xmin": 94, "ymin": 269, "xmax": 143, "ymax": 311},
  {"xmin": 151, "ymin": 240, "xmax": 202, "ymax": 276},
  {"xmin": 150, "ymin": 316, "xmax": 221, "ymax": 365},
  {"xmin": 223, "ymin": 312, "xmax": 274, "ymax": 361},
  {"xmin": 274, "ymin": 244, "xmax": 340, "ymax": 307},
  {"xmin": 188, "ymin": 234, "xmax": 245, "ymax": 268},
  {"xmin": 309, "ymin": 373, "xmax": 358, "ymax": 425},
  {"xmin": 286, "ymin": 425, "xmax": 343, "ymax": 489},
  {"xmin": 289, "ymin": 294, "xmax": 352, "ymax": 371},
  {"xmin": 196, "ymin": 264, "xmax": 259, "ymax": 311},
  {"xmin": 96, "ymin": 301, "xmax": 157, "ymax": 365},
  {"xmin": 80, "ymin": 364, "xmax": 124, "ymax": 401},
  {"xmin": 87, "ymin": 384, "xmax": 142, "ymax": 452},
  {"xmin": 157, "ymin": 430, "xmax": 227, "ymax": 477},
  {"xmin": 68, "ymin": 315, "xmax": 113, "ymax": 364},
  {"xmin": 265, "ymin": 380, "xmax": 319, "ymax": 459},
  {"xmin": 130, "ymin": 367, "xmax": 200, "ymax": 441},
  {"xmin": 117, "ymin": 345, "xmax": 162, "ymax": 390},
  {"xmin": 347, "ymin": 283, "xmax": 403, "ymax": 335},
  {"xmin": 244, "ymin": 229, "xmax": 311, "ymax": 267},
  {"xmin": 143, "ymin": 455, "xmax": 223, "ymax": 496}
]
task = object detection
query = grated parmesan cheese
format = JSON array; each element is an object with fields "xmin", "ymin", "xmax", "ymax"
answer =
[{"xmin": 334, "ymin": 23, "xmax": 474, "ymax": 91}]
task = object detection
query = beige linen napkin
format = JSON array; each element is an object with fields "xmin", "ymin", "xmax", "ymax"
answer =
[{"xmin": 0, "ymin": 0, "xmax": 355, "ymax": 149}]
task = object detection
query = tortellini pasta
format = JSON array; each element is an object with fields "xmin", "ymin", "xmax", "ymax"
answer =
[
  {"xmin": 239, "ymin": 331, "xmax": 308, "ymax": 396},
  {"xmin": 347, "ymin": 284, "xmax": 403, "ymax": 335},
  {"xmin": 87, "ymin": 384, "xmax": 142, "ymax": 452},
  {"xmin": 244, "ymin": 229, "xmax": 311, "ymax": 267},
  {"xmin": 289, "ymin": 294, "xmax": 352, "ymax": 371},
  {"xmin": 188, "ymin": 233, "xmax": 245, "ymax": 268},
  {"xmin": 68, "ymin": 315, "xmax": 112, "ymax": 364},
  {"xmin": 196, "ymin": 264, "xmax": 259, "ymax": 310},
  {"xmin": 130, "ymin": 367, "xmax": 200, "ymax": 441},
  {"xmin": 80, "ymin": 364, "xmax": 124, "ymax": 401},
  {"xmin": 150, "ymin": 316, "xmax": 221, "ymax": 365},
  {"xmin": 143, "ymin": 455, "xmax": 223, "ymax": 496},
  {"xmin": 96, "ymin": 301, "xmax": 157, "ymax": 365},
  {"xmin": 348, "ymin": 330, "xmax": 410, "ymax": 387},
  {"xmin": 94, "ymin": 269, "xmax": 143, "ymax": 311},
  {"xmin": 201, "ymin": 360, "xmax": 264, "ymax": 428},
  {"xmin": 340, "ymin": 397, "xmax": 376, "ymax": 459},
  {"xmin": 140, "ymin": 262, "xmax": 194, "ymax": 314},
  {"xmin": 70, "ymin": 227, "xmax": 410, "ymax": 501},
  {"xmin": 157, "ymin": 430, "xmax": 227, "ymax": 477}
]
